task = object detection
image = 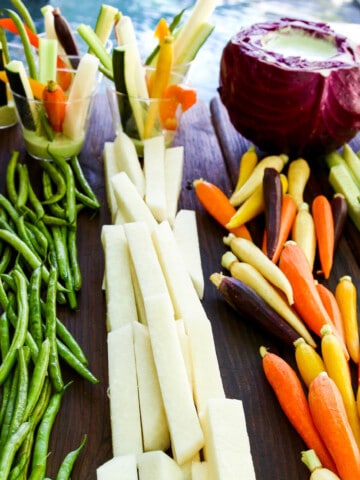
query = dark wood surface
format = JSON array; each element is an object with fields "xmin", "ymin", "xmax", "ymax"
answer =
[{"xmin": 1, "ymin": 91, "xmax": 360, "ymax": 479}]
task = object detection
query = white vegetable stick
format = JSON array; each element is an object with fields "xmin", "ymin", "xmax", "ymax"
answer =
[
  {"xmin": 176, "ymin": 318, "xmax": 193, "ymax": 389},
  {"xmin": 202, "ymin": 398, "xmax": 256, "ymax": 480},
  {"xmin": 164, "ymin": 145, "xmax": 184, "ymax": 225},
  {"xmin": 101, "ymin": 225, "xmax": 137, "ymax": 331},
  {"xmin": 103, "ymin": 142, "xmax": 119, "ymax": 222},
  {"xmin": 143, "ymin": 293, "xmax": 204, "ymax": 465},
  {"xmin": 123, "ymin": 221, "xmax": 170, "ymax": 305},
  {"xmin": 137, "ymin": 451, "xmax": 184, "ymax": 480},
  {"xmin": 96, "ymin": 454, "xmax": 137, "ymax": 480},
  {"xmin": 173, "ymin": 209, "xmax": 204, "ymax": 299},
  {"xmin": 185, "ymin": 315, "xmax": 225, "ymax": 415},
  {"xmin": 151, "ymin": 220, "xmax": 207, "ymax": 321},
  {"xmin": 143, "ymin": 136, "xmax": 167, "ymax": 222},
  {"xmin": 133, "ymin": 321, "xmax": 170, "ymax": 452},
  {"xmin": 111, "ymin": 172, "xmax": 158, "ymax": 232},
  {"xmin": 114, "ymin": 131, "xmax": 145, "ymax": 198},
  {"xmin": 107, "ymin": 325, "xmax": 143, "ymax": 456},
  {"xmin": 192, "ymin": 461, "xmax": 209, "ymax": 480}
]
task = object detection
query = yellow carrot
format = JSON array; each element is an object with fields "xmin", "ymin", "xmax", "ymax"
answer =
[
  {"xmin": 233, "ymin": 145, "xmax": 258, "ymax": 192},
  {"xmin": 294, "ymin": 337, "xmax": 325, "ymax": 388},
  {"xmin": 287, "ymin": 157, "xmax": 311, "ymax": 209},
  {"xmin": 335, "ymin": 275, "xmax": 359, "ymax": 364},
  {"xmin": 320, "ymin": 324, "xmax": 360, "ymax": 448},
  {"xmin": 301, "ymin": 449, "xmax": 341, "ymax": 480},
  {"xmin": 291, "ymin": 202, "xmax": 316, "ymax": 271},
  {"xmin": 221, "ymin": 252, "xmax": 316, "ymax": 347}
]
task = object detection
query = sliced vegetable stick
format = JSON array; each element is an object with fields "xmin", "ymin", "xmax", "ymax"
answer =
[
  {"xmin": 143, "ymin": 135, "xmax": 167, "ymax": 222},
  {"xmin": 308, "ymin": 372, "xmax": 360, "ymax": 480},
  {"xmin": 103, "ymin": 142, "xmax": 119, "ymax": 222},
  {"xmin": 96, "ymin": 454, "xmax": 138, "ymax": 480},
  {"xmin": 294, "ymin": 337, "xmax": 325, "ymax": 388},
  {"xmin": 320, "ymin": 324, "xmax": 360, "ymax": 448},
  {"xmin": 227, "ymin": 235, "xmax": 294, "ymax": 305},
  {"xmin": 221, "ymin": 252, "xmax": 315, "ymax": 347},
  {"xmin": 260, "ymin": 347, "xmax": 336, "ymax": 472},
  {"xmin": 165, "ymin": 145, "xmax": 184, "ymax": 226},
  {"xmin": 137, "ymin": 451, "xmax": 184, "ymax": 480},
  {"xmin": 335, "ymin": 275, "xmax": 359, "ymax": 364}
]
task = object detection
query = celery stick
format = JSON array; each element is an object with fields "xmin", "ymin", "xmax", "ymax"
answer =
[
  {"xmin": 93, "ymin": 4, "xmax": 119, "ymax": 45},
  {"xmin": 77, "ymin": 23, "xmax": 112, "ymax": 73},
  {"xmin": 342, "ymin": 143, "xmax": 360, "ymax": 188},
  {"xmin": 11, "ymin": 0, "xmax": 37, "ymax": 33},
  {"xmin": 38, "ymin": 37, "xmax": 58, "ymax": 84},
  {"xmin": 329, "ymin": 163, "xmax": 360, "ymax": 230},
  {"xmin": 173, "ymin": 21, "xmax": 214, "ymax": 65}
]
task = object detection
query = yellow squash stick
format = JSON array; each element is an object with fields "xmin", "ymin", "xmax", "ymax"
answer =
[{"xmin": 144, "ymin": 19, "xmax": 173, "ymax": 138}]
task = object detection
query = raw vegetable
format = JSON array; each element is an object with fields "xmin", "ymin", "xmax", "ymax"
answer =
[
  {"xmin": 291, "ymin": 202, "xmax": 316, "ymax": 271},
  {"xmin": 210, "ymin": 273, "xmax": 301, "ymax": 347},
  {"xmin": 159, "ymin": 83, "xmax": 197, "ymax": 130},
  {"xmin": 312, "ymin": 195, "xmax": 334, "ymax": 279},
  {"xmin": 260, "ymin": 347, "xmax": 336, "ymax": 472},
  {"xmin": 193, "ymin": 178, "xmax": 252, "ymax": 240},
  {"xmin": 330, "ymin": 193, "xmax": 347, "ymax": 253},
  {"xmin": 308, "ymin": 372, "xmax": 360, "ymax": 480},
  {"xmin": 221, "ymin": 252, "xmax": 316, "ymax": 346},
  {"xmin": 334, "ymin": 275, "xmax": 359, "ymax": 364},
  {"xmin": 52, "ymin": 7, "xmax": 80, "ymax": 67},
  {"xmin": 42, "ymin": 80, "xmax": 67, "ymax": 132},
  {"xmin": 262, "ymin": 167, "xmax": 282, "ymax": 259},
  {"xmin": 294, "ymin": 337, "xmax": 325, "ymax": 388},
  {"xmin": 316, "ymin": 282, "xmax": 345, "ymax": 347},
  {"xmin": 301, "ymin": 449, "xmax": 341, "ymax": 480},
  {"xmin": 287, "ymin": 158, "xmax": 311, "ymax": 209},
  {"xmin": 233, "ymin": 145, "xmax": 258, "ymax": 192},
  {"xmin": 320, "ymin": 324, "xmax": 360, "ymax": 447}
]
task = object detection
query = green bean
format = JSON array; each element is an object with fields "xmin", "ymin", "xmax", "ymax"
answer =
[
  {"xmin": 0, "ymin": 421, "xmax": 31, "ymax": 480},
  {"xmin": 23, "ymin": 338, "xmax": 50, "ymax": 420},
  {"xmin": 51, "ymin": 154, "xmax": 77, "ymax": 226},
  {"xmin": 41, "ymin": 171, "xmax": 66, "ymax": 219},
  {"xmin": 0, "ymin": 244, "xmax": 12, "ymax": 274},
  {"xmin": 45, "ymin": 266, "xmax": 64, "ymax": 392},
  {"xmin": 0, "ymin": 313, "xmax": 11, "ymax": 426},
  {"xmin": 5, "ymin": 151, "xmax": 20, "ymax": 206},
  {"xmin": 10, "ymin": 0, "xmax": 37, "ymax": 33},
  {"xmin": 57, "ymin": 339, "xmax": 99, "ymax": 384},
  {"xmin": 70, "ymin": 155, "xmax": 100, "ymax": 206},
  {"xmin": 21, "ymin": 166, "xmax": 45, "ymax": 221},
  {"xmin": 67, "ymin": 226, "xmax": 82, "ymax": 291},
  {"xmin": 25, "ymin": 222, "xmax": 48, "ymax": 259},
  {"xmin": 39, "ymin": 160, "xmax": 67, "ymax": 206},
  {"xmin": 28, "ymin": 266, "xmax": 43, "ymax": 349},
  {"xmin": 0, "ymin": 365, "xmax": 19, "ymax": 448},
  {"xmin": 15, "ymin": 164, "xmax": 29, "ymax": 212},
  {"xmin": 75, "ymin": 188, "xmax": 101, "ymax": 210},
  {"xmin": 55, "ymin": 434, "xmax": 87, "ymax": 480},
  {"xmin": 42, "ymin": 214, "xmax": 69, "ymax": 227},
  {"xmin": 8, "ymin": 347, "xmax": 29, "ymax": 437},
  {"xmin": 29, "ymin": 386, "xmax": 67, "ymax": 478},
  {"xmin": 0, "ymin": 270, "xmax": 28, "ymax": 385}
]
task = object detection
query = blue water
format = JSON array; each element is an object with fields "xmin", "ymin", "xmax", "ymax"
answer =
[{"xmin": 6, "ymin": 0, "xmax": 360, "ymax": 101}]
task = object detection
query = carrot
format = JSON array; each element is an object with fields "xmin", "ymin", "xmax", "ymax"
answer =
[
  {"xmin": 320, "ymin": 324, "xmax": 360, "ymax": 448},
  {"xmin": 42, "ymin": 80, "xmax": 67, "ymax": 133},
  {"xmin": 260, "ymin": 347, "xmax": 336, "ymax": 472},
  {"xmin": 335, "ymin": 275, "xmax": 359, "ymax": 364},
  {"xmin": 291, "ymin": 202, "xmax": 316, "ymax": 271},
  {"xmin": 193, "ymin": 178, "xmax": 252, "ymax": 240},
  {"xmin": 316, "ymin": 282, "xmax": 346, "ymax": 348},
  {"xmin": 0, "ymin": 18, "xmax": 39, "ymax": 48},
  {"xmin": 56, "ymin": 56, "xmax": 73, "ymax": 92},
  {"xmin": 330, "ymin": 193, "xmax": 347, "ymax": 254},
  {"xmin": 159, "ymin": 83, "xmax": 197, "ymax": 130},
  {"xmin": 293, "ymin": 337, "xmax": 325, "ymax": 388},
  {"xmin": 278, "ymin": 241, "xmax": 333, "ymax": 337},
  {"xmin": 287, "ymin": 157, "xmax": 310, "ymax": 209},
  {"xmin": 262, "ymin": 167, "xmax": 283, "ymax": 259},
  {"xmin": 262, "ymin": 193, "xmax": 297, "ymax": 264},
  {"xmin": 233, "ymin": 145, "xmax": 258, "ymax": 192},
  {"xmin": 312, "ymin": 195, "xmax": 334, "ymax": 279},
  {"xmin": 308, "ymin": 372, "xmax": 360, "ymax": 480}
]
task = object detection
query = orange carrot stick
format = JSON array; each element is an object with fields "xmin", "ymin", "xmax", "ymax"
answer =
[
  {"xmin": 262, "ymin": 193, "xmax": 297, "ymax": 264},
  {"xmin": 335, "ymin": 275, "xmax": 359, "ymax": 364},
  {"xmin": 308, "ymin": 372, "xmax": 360, "ymax": 480},
  {"xmin": 260, "ymin": 347, "xmax": 336, "ymax": 473},
  {"xmin": 193, "ymin": 178, "xmax": 252, "ymax": 240},
  {"xmin": 278, "ymin": 241, "xmax": 333, "ymax": 337},
  {"xmin": 312, "ymin": 195, "xmax": 335, "ymax": 279}
]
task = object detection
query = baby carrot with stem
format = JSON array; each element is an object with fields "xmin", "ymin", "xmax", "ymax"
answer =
[
  {"xmin": 320, "ymin": 324, "xmax": 360, "ymax": 448},
  {"xmin": 193, "ymin": 178, "xmax": 252, "ymax": 240},
  {"xmin": 312, "ymin": 195, "xmax": 335, "ymax": 279},
  {"xmin": 233, "ymin": 145, "xmax": 258, "ymax": 192},
  {"xmin": 308, "ymin": 372, "xmax": 360, "ymax": 480},
  {"xmin": 287, "ymin": 157, "xmax": 311, "ymax": 209},
  {"xmin": 293, "ymin": 337, "xmax": 325, "ymax": 388},
  {"xmin": 291, "ymin": 202, "xmax": 316, "ymax": 272},
  {"xmin": 260, "ymin": 347, "xmax": 336, "ymax": 472},
  {"xmin": 335, "ymin": 275, "xmax": 359, "ymax": 364},
  {"xmin": 316, "ymin": 282, "xmax": 346, "ymax": 348}
]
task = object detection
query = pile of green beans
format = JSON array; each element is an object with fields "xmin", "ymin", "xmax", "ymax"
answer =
[{"xmin": 0, "ymin": 151, "xmax": 101, "ymax": 479}]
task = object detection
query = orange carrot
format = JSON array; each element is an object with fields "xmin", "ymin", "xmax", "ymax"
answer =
[
  {"xmin": 260, "ymin": 347, "xmax": 336, "ymax": 472},
  {"xmin": 335, "ymin": 275, "xmax": 359, "ymax": 364},
  {"xmin": 262, "ymin": 193, "xmax": 297, "ymax": 264},
  {"xmin": 316, "ymin": 282, "xmax": 346, "ymax": 348},
  {"xmin": 308, "ymin": 372, "xmax": 360, "ymax": 480},
  {"xmin": 193, "ymin": 178, "xmax": 252, "ymax": 240},
  {"xmin": 56, "ymin": 56, "xmax": 73, "ymax": 92},
  {"xmin": 312, "ymin": 195, "xmax": 335, "ymax": 279},
  {"xmin": 0, "ymin": 18, "xmax": 39, "ymax": 48},
  {"xmin": 42, "ymin": 80, "xmax": 67, "ymax": 133},
  {"xmin": 159, "ymin": 83, "xmax": 197, "ymax": 130},
  {"xmin": 279, "ymin": 241, "xmax": 333, "ymax": 337}
]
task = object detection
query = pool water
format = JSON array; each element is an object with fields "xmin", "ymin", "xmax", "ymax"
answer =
[{"xmin": 6, "ymin": 0, "xmax": 360, "ymax": 101}]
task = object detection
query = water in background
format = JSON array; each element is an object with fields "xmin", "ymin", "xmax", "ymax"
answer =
[{"xmin": 12, "ymin": 0, "xmax": 360, "ymax": 101}]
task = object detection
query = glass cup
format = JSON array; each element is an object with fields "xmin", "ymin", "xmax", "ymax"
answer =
[
  {"xmin": 10, "ymin": 63, "xmax": 100, "ymax": 160},
  {"xmin": 106, "ymin": 67, "xmax": 190, "ymax": 156}
]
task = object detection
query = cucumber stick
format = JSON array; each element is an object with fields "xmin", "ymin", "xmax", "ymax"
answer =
[
  {"xmin": 62, "ymin": 53, "xmax": 99, "ymax": 139},
  {"xmin": 0, "ymin": 44, "xmax": 7, "ymax": 106},
  {"xmin": 342, "ymin": 143, "xmax": 360, "ymax": 188},
  {"xmin": 38, "ymin": 37, "xmax": 58, "ymax": 84},
  {"xmin": 5, "ymin": 59, "xmax": 37, "ymax": 130}
]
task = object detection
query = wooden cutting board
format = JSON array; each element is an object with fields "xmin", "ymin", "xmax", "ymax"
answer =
[{"xmin": 0, "ymin": 92, "xmax": 359, "ymax": 479}]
